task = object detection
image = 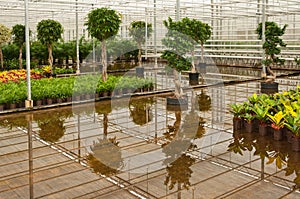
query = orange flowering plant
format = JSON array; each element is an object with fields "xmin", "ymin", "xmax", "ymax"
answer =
[{"xmin": 0, "ymin": 69, "xmax": 43, "ymax": 83}]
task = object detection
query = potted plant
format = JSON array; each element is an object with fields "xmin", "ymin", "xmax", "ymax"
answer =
[
  {"xmin": 37, "ymin": 19, "xmax": 64, "ymax": 73},
  {"xmin": 256, "ymin": 21, "xmax": 287, "ymax": 94},
  {"xmin": 243, "ymin": 112, "xmax": 255, "ymax": 133},
  {"xmin": 267, "ymin": 111, "xmax": 286, "ymax": 141},
  {"xmin": 252, "ymin": 103, "xmax": 270, "ymax": 136},
  {"xmin": 229, "ymin": 103, "xmax": 245, "ymax": 132},
  {"xmin": 85, "ymin": 8, "xmax": 121, "ymax": 82},
  {"xmin": 161, "ymin": 17, "xmax": 193, "ymax": 105},
  {"xmin": 129, "ymin": 21, "xmax": 153, "ymax": 78},
  {"xmin": 195, "ymin": 22, "xmax": 212, "ymax": 75},
  {"xmin": 284, "ymin": 113, "xmax": 300, "ymax": 151}
]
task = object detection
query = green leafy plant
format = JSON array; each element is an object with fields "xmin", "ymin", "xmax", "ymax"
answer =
[
  {"xmin": 267, "ymin": 111, "xmax": 286, "ymax": 130},
  {"xmin": 37, "ymin": 19, "xmax": 64, "ymax": 71},
  {"xmin": 0, "ymin": 24, "xmax": 11, "ymax": 69},
  {"xmin": 11, "ymin": 24, "xmax": 26, "ymax": 69},
  {"xmin": 252, "ymin": 103, "xmax": 270, "ymax": 125},
  {"xmin": 256, "ymin": 21, "xmax": 287, "ymax": 83},
  {"xmin": 85, "ymin": 7, "xmax": 121, "ymax": 82},
  {"xmin": 229, "ymin": 103, "xmax": 245, "ymax": 119},
  {"xmin": 129, "ymin": 21, "xmax": 153, "ymax": 67}
]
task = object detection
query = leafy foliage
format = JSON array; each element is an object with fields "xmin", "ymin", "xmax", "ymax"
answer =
[
  {"xmin": 256, "ymin": 21, "xmax": 287, "ymax": 67},
  {"xmin": 85, "ymin": 8, "xmax": 121, "ymax": 42},
  {"xmin": 37, "ymin": 19, "xmax": 64, "ymax": 46},
  {"xmin": 0, "ymin": 24, "xmax": 11, "ymax": 69},
  {"xmin": 129, "ymin": 21, "xmax": 153, "ymax": 45},
  {"xmin": 37, "ymin": 19, "xmax": 64, "ymax": 68}
]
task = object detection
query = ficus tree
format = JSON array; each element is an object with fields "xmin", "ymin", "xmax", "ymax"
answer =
[
  {"xmin": 161, "ymin": 17, "xmax": 193, "ymax": 98},
  {"xmin": 85, "ymin": 7, "xmax": 121, "ymax": 81},
  {"xmin": 12, "ymin": 24, "xmax": 26, "ymax": 69},
  {"xmin": 256, "ymin": 21, "xmax": 287, "ymax": 83},
  {"xmin": 37, "ymin": 19, "xmax": 64, "ymax": 71},
  {"xmin": 177, "ymin": 18, "xmax": 211, "ymax": 72},
  {"xmin": 0, "ymin": 24, "xmax": 11, "ymax": 69},
  {"xmin": 129, "ymin": 21, "xmax": 153, "ymax": 67}
]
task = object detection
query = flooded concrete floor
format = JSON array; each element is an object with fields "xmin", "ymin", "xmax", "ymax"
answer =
[{"xmin": 0, "ymin": 66, "xmax": 300, "ymax": 198}]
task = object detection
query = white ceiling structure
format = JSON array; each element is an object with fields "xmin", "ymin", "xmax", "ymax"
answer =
[{"xmin": 1, "ymin": 0, "xmax": 300, "ymax": 63}]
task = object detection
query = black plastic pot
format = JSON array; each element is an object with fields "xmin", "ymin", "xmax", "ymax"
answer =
[
  {"xmin": 188, "ymin": 72, "xmax": 199, "ymax": 85},
  {"xmin": 166, "ymin": 95, "xmax": 188, "ymax": 112},
  {"xmin": 136, "ymin": 67, "xmax": 144, "ymax": 78},
  {"xmin": 260, "ymin": 82, "xmax": 279, "ymax": 94}
]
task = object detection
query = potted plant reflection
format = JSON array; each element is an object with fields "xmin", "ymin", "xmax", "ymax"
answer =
[
  {"xmin": 129, "ymin": 97, "xmax": 153, "ymax": 126},
  {"xmin": 162, "ymin": 110, "xmax": 197, "ymax": 197},
  {"xmin": 36, "ymin": 110, "xmax": 72, "ymax": 143},
  {"xmin": 86, "ymin": 136, "xmax": 123, "ymax": 176},
  {"xmin": 87, "ymin": 100, "xmax": 124, "ymax": 176}
]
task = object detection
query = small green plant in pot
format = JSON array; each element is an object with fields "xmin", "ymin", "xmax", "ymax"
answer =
[
  {"xmin": 252, "ymin": 103, "xmax": 270, "ymax": 136},
  {"xmin": 267, "ymin": 111, "xmax": 286, "ymax": 141},
  {"xmin": 256, "ymin": 21, "xmax": 287, "ymax": 94},
  {"xmin": 229, "ymin": 103, "xmax": 245, "ymax": 132}
]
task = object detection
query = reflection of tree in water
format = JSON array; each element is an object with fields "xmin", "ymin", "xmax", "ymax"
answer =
[
  {"xmin": 87, "ymin": 137, "xmax": 123, "ymax": 176},
  {"xmin": 95, "ymin": 100, "xmax": 112, "ymax": 139},
  {"xmin": 181, "ymin": 110, "xmax": 206, "ymax": 140},
  {"xmin": 129, "ymin": 97, "xmax": 153, "ymax": 126},
  {"xmin": 164, "ymin": 154, "xmax": 196, "ymax": 191},
  {"xmin": 197, "ymin": 91, "xmax": 211, "ymax": 112},
  {"xmin": 0, "ymin": 115, "xmax": 28, "ymax": 129},
  {"xmin": 162, "ymin": 111, "xmax": 197, "ymax": 193},
  {"xmin": 36, "ymin": 109, "xmax": 72, "ymax": 143},
  {"xmin": 38, "ymin": 118, "xmax": 66, "ymax": 143}
]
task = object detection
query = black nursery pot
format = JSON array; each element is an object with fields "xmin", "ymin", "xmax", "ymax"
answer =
[{"xmin": 261, "ymin": 82, "xmax": 278, "ymax": 94}]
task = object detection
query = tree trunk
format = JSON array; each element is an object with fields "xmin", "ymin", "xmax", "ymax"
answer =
[
  {"xmin": 48, "ymin": 44, "xmax": 53, "ymax": 71},
  {"xmin": 19, "ymin": 46, "xmax": 23, "ymax": 69},
  {"xmin": 201, "ymin": 43, "xmax": 204, "ymax": 63},
  {"xmin": 191, "ymin": 49, "xmax": 196, "ymax": 73},
  {"xmin": 103, "ymin": 113, "xmax": 108, "ymax": 139},
  {"xmin": 0, "ymin": 47, "xmax": 3, "ymax": 69},
  {"xmin": 138, "ymin": 43, "xmax": 142, "ymax": 67},
  {"xmin": 101, "ymin": 41, "xmax": 107, "ymax": 82},
  {"xmin": 173, "ymin": 69, "xmax": 183, "ymax": 98}
]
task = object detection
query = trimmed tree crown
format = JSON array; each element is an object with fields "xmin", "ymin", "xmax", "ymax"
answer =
[
  {"xmin": 37, "ymin": 19, "xmax": 64, "ymax": 46},
  {"xmin": 12, "ymin": 24, "xmax": 26, "ymax": 47},
  {"xmin": 0, "ymin": 24, "xmax": 11, "ymax": 45},
  {"xmin": 85, "ymin": 8, "xmax": 121, "ymax": 42},
  {"xmin": 129, "ymin": 21, "xmax": 153, "ymax": 45}
]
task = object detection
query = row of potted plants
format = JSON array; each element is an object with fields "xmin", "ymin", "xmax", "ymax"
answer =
[
  {"xmin": 229, "ymin": 86, "xmax": 300, "ymax": 151},
  {"xmin": 0, "ymin": 75, "xmax": 154, "ymax": 111}
]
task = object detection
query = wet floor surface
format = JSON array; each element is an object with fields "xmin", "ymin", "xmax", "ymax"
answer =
[{"xmin": 0, "ymin": 66, "xmax": 300, "ymax": 198}]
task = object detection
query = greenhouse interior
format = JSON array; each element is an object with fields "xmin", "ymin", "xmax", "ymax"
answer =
[{"xmin": 1, "ymin": 0, "xmax": 300, "ymax": 198}]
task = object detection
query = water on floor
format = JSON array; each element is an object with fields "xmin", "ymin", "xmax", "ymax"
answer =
[{"xmin": 0, "ymin": 66, "xmax": 299, "ymax": 198}]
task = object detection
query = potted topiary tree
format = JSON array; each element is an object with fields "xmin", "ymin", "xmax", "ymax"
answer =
[
  {"xmin": 195, "ymin": 21, "xmax": 212, "ymax": 75},
  {"xmin": 129, "ymin": 21, "xmax": 153, "ymax": 78},
  {"xmin": 161, "ymin": 17, "xmax": 193, "ymax": 105},
  {"xmin": 85, "ymin": 8, "xmax": 121, "ymax": 82},
  {"xmin": 0, "ymin": 24, "xmax": 11, "ymax": 70},
  {"xmin": 256, "ymin": 21, "xmax": 287, "ymax": 94},
  {"xmin": 11, "ymin": 24, "xmax": 26, "ymax": 69},
  {"xmin": 37, "ymin": 19, "xmax": 64, "ymax": 73}
]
